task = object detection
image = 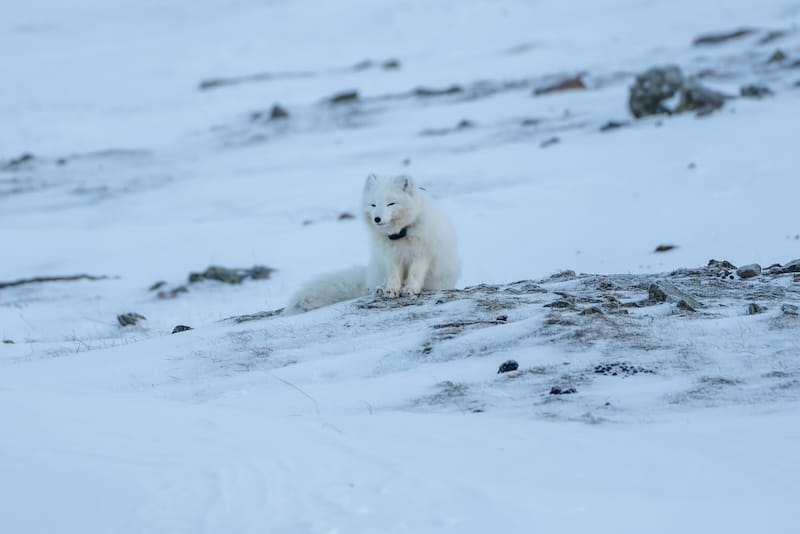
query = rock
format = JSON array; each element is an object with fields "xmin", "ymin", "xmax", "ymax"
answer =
[
  {"xmin": 533, "ymin": 75, "xmax": 586, "ymax": 96},
  {"xmin": 708, "ymin": 259, "xmax": 737, "ymax": 270},
  {"xmin": 693, "ymin": 28, "xmax": 754, "ymax": 46},
  {"xmin": 681, "ymin": 81, "xmax": 726, "ymax": 117},
  {"xmin": 737, "ymin": 264, "xmax": 762, "ymax": 279},
  {"xmin": 171, "ymin": 325, "xmax": 193, "ymax": 334},
  {"xmin": 780, "ymin": 259, "xmax": 800, "ymax": 273},
  {"xmin": 594, "ymin": 362, "xmax": 655, "ymax": 377},
  {"xmin": 747, "ymin": 303, "xmax": 766, "ymax": 315},
  {"xmin": 149, "ymin": 280, "xmax": 167, "ymax": 291},
  {"xmin": 628, "ymin": 65, "xmax": 684, "ymax": 118},
  {"xmin": 4, "ymin": 153, "xmax": 35, "ymax": 170},
  {"xmin": 189, "ymin": 265, "xmax": 245, "ymax": 284},
  {"xmin": 338, "ymin": 212, "xmax": 355, "ymax": 220},
  {"xmin": 382, "ymin": 59, "xmax": 400, "ymax": 69},
  {"xmin": 580, "ymin": 306, "xmax": 604, "ymax": 316},
  {"xmin": 522, "ymin": 118, "xmax": 541, "ymax": 126},
  {"xmin": 549, "ymin": 386, "xmax": 577, "ymax": 395},
  {"xmin": 768, "ymin": 49, "xmax": 787, "ymax": 63},
  {"xmin": 413, "ymin": 85, "xmax": 463, "ymax": 97},
  {"xmin": 599, "ymin": 120, "xmax": 629, "ymax": 132},
  {"xmin": 497, "ymin": 360, "xmax": 519, "ymax": 374},
  {"xmin": 629, "ymin": 66, "xmax": 726, "ymax": 119},
  {"xmin": 677, "ymin": 299, "xmax": 696, "ymax": 312},
  {"xmin": 781, "ymin": 304, "xmax": 799, "ymax": 317},
  {"xmin": 2, "ymin": 339, "xmax": 13, "ymax": 344},
  {"xmin": 654, "ymin": 244, "xmax": 677, "ymax": 253},
  {"xmin": 117, "ymin": 312, "xmax": 146, "ymax": 327},
  {"xmin": 329, "ymin": 90, "xmax": 359, "ymax": 105},
  {"xmin": 248, "ymin": 265, "xmax": 275, "ymax": 280},
  {"xmin": 648, "ymin": 280, "xmax": 704, "ymax": 309},
  {"xmin": 157, "ymin": 286, "xmax": 188, "ymax": 299},
  {"xmin": 270, "ymin": 104, "xmax": 290, "ymax": 120},
  {"xmin": 759, "ymin": 30, "xmax": 786, "ymax": 45},
  {"xmin": 544, "ymin": 299, "xmax": 575, "ymax": 309},
  {"xmin": 496, "ymin": 315, "xmax": 508, "ymax": 322},
  {"xmin": 456, "ymin": 119, "xmax": 475, "ymax": 130},
  {"xmin": 540, "ymin": 137, "xmax": 560, "ymax": 148},
  {"xmin": 740, "ymin": 85, "xmax": 773, "ymax": 98}
]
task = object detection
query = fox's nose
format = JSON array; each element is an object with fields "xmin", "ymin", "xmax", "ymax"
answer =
[{"xmin": 374, "ymin": 217, "xmax": 381, "ymax": 224}]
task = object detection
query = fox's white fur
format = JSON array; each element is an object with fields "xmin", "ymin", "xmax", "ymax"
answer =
[{"xmin": 286, "ymin": 174, "xmax": 460, "ymax": 313}]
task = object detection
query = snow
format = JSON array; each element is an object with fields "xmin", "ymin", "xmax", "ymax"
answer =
[{"xmin": 2, "ymin": 0, "xmax": 800, "ymax": 532}]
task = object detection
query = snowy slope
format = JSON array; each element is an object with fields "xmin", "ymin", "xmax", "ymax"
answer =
[{"xmin": 2, "ymin": 0, "xmax": 800, "ymax": 532}]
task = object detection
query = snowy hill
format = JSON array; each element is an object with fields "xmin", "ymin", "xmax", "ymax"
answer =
[{"xmin": 2, "ymin": 0, "xmax": 800, "ymax": 532}]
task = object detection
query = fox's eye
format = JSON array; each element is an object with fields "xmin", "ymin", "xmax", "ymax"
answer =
[
  {"xmin": 387, "ymin": 202, "xmax": 396, "ymax": 207},
  {"xmin": 370, "ymin": 204, "xmax": 376, "ymax": 207}
]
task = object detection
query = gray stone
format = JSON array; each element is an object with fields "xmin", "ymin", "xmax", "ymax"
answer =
[
  {"xmin": 648, "ymin": 280, "xmax": 704, "ymax": 309},
  {"xmin": 693, "ymin": 28, "xmax": 754, "ymax": 46},
  {"xmin": 737, "ymin": 264, "xmax": 762, "ymax": 279},
  {"xmin": 629, "ymin": 66, "xmax": 726, "ymax": 119},
  {"xmin": 747, "ymin": 303, "xmax": 766, "ymax": 315},
  {"xmin": 740, "ymin": 85, "xmax": 773, "ymax": 98},
  {"xmin": 781, "ymin": 304, "xmax": 799, "ymax": 317},
  {"xmin": 117, "ymin": 312, "xmax": 146, "ymax": 327},
  {"xmin": 497, "ymin": 360, "xmax": 519, "ymax": 374},
  {"xmin": 171, "ymin": 325, "xmax": 193, "ymax": 334},
  {"xmin": 329, "ymin": 90, "xmax": 359, "ymax": 105},
  {"xmin": 781, "ymin": 259, "xmax": 800, "ymax": 274}
]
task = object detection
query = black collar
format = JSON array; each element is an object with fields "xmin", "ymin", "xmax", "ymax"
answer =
[{"xmin": 388, "ymin": 227, "xmax": 408, "ymax": 240}]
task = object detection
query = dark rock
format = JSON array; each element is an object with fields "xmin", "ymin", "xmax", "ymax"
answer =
[
  {"xmin": 352, "ymin": 60, "xmax": 373, "ymax": 70},
  {"xmin": 522, "ymin": 118, "xmax": 541, "ymax": 127},
  {"xmin": 629, "ymin": 66, "xmax": 726, "ymax": 118},
  {"xmin": 693, "ymin": 28, "xmax": 754, "ymax": 46},
  {"xmin": 382, "ymin": 59, "xmax": 401, "ymax": 69},
  {"xmin": 533, "ymin": 75, "xmax": 586, "ymax": 96},
  {"xmin": 496, "ymin": 315, "xmax": 508, "ymax": 322},
  {"xmin": 677, "ymin": 299, "xmax": 697, "ymax": 312},
  {"xmin": 540, "ymin": 137, "xmax": 560, "ymax": 148},
  {"xmin": 580, "ymin": 306, "xmax": 604, "ymax": 316},
  {"xmin": 628, "ymin": 66, "xmax": 684, "ymax": 118},
  {"xmin": 747, "ymin": 303, "xmax": 766, "ymax": 315},
  {"xmin": 740, "ymin": 85, "xmax": 773, "ymax": 98},
  {"xmin": 649, "ymin": 280, "xmax": 704, "ymax": 309},
  {"xmin": 189, "ymin": 265, "xmax": 245, "ymax": 284},
  {"xmin": 270, "ymin": 104, "xmax": 290, "ymax": 120},
  {"xmin": 549, "ymin": 386, "xmax": 577, "ymax": 395},
  {"xmin": 56, "ymin": 158, "xmax": 68, "ymax": 166},
  {"xmin": 497, "ymin": 360, "xmax": 519, "ymax": 374},
  {"xmin": 654, "ymin": 244, "xmax": 677, "ymax": 253},
  {"xmin": 248, "ymin": 265, "xmax": 275, "ymax": 280},
  {"xmin": 759, "ymin": 30, "xmax": 786, "ymax": 45},
  {"xmin": 338, "ymin": 212, "xmax": 355, "ymax": 221},
  {"xmin": 171, "ymin": 325, "xmax": 193, "ymax": 334},
  {"xmin": 149, "ymin": 280, "xmax": 167, "ymax": 291},
  {"xmin": 157, "ymin": 286, "xmax": 188, "ymax": 299},
  {"xmin": 708, "ymin": 259, "xmax": 737, "ymax": 270},
  {"xmin": 599, "ymin": 120, "xmax": 629, "ymax": 131},
  {"xmin": 688, "ymin": 162, "xmax": 697, "ymax": 169},
  {"xmin": 737, "ymin": 264, "xmax": 762, "ymax": 279},
  {"xmin": 780, "ymin": 259, "xmax": 800, "ymax": 273},
  {"xmin": 2, "ymin": 339, "xmax": 13, "ymax": 344},
  {"xmin": 768, "ymin": 49, "xmax": 787, "ymax": 63},
  {"xmin": 544, "ymin": 299, "xmax": 575, "ymax": 309},
  {"xmin": 456, "ymin": 119, "xmax": 475, "ymax": 130},
  {"xmin": 117, "ymin": 312, "xmax": 146, "ymax": 327},
  {"xmin": 329, "ymin": 90, "xmax": 359, "ymax": 105},
  {"xmin": 682, "ymin": 81, "xmax": 726, "ymax": 116},
  {"xmin": 4, "ymin": 153, "xmax": 35, "ymax": 169},
  {"xmin": 594, "ymin": 362, "xmax": 655, "ymax": 377},
  {"xmin": 413, "ymin": 85, "xmax": 463, "ymax": 97},
  {"xmin": 781, "ymin": 304, "xmax": 799, "ymax": 317}
]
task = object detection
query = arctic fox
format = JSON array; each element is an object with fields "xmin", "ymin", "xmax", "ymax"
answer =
[{"xmin": 286, "ymin": 174, "xmax": 460, "ymax": 313}]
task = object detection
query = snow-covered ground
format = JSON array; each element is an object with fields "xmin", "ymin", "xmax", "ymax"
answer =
[{"xmin": 2, "ymin": 0, "xmax": 800, "ymax": 532}]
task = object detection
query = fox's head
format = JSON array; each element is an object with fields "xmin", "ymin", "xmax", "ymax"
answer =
[{"xmin": 362, "ymin": 174, "xmax": 420, "ymax": 236}]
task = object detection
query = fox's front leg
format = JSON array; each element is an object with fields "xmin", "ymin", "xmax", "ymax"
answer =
[
  {"xmin": 383, "ymin": 260, "xmax": 404, "ymax": 297},
  {"xmin": 400, "ymin": 255, "xmax": 430, "ymax": 296}
]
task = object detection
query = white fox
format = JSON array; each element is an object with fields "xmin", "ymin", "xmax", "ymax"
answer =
[{"xmin": 286, "ymin": 174, "xmax": 460, "ymax": 313}]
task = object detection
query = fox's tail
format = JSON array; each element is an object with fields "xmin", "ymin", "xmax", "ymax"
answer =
[{"xmin": 284, "ymin": 266, "xmax": 368, "ymax": 314}]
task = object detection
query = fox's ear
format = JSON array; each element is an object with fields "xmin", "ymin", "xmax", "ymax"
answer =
[
  {"xmin": 395, "ymin": 174, "xmax": 414, "ymax": 193},
  {"xmin": 365, "ymin": 173, "xmax": 378, "ymax": 186}
]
